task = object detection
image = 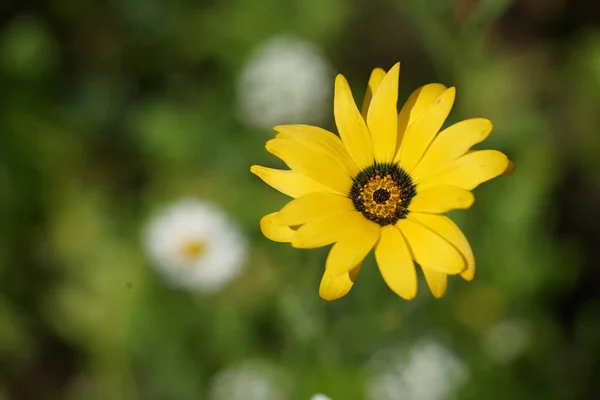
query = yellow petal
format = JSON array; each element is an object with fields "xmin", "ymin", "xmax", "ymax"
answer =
[
  {"xmin": 408, "ymin": 185, "xmax": 474, "ymax": 214},
  {"xmin": 367, "ymin": 63, "xmax": 400, "ymax": 163},
  {"xmin": 250, "ymin": 166, "xmax": 335, "ymax": 198},
  {"xmin": 417, "ymin": 150, "xmax": 509, "ymax": 191},
  {"xmin": 266, "ymin": 137, "xmax": 352, "ymax": 194},
  {"xmin": 325, "ymin": 218, "xmax": 380, "ymax": 276},
  {"xmin": 272, "ymin": 192, "xmax": 354, "ymax": 226},
  {"xmin": 274, "ymin": 124, "xmax": 359, "ymax": 177},
  {"xmin": 374, "ymin": 225, "xmax": 417, "ymax": 299},
  {"xmin": 397, "ymin": 87, "xmax": 456, "ymax": 172},
  {"xmin": 396, "ymin": 217, "xmax": 466, "ymax": 274},
  {"xmin": 319, "ymin": 263, "xmax": 361, "ymax": 301},
  {"xmin": 292, "ymin": 211, "xmax": 365, "ymax": 249},
  {"xmin": 421, "ymin": 268, "xmax": 448, "ymax": 298},
  {"xmin": 334, "ymin": 74, "xmax": 375, "ymax": 169},
  {"xmin": 260, "ymin": 212, "xmax": 295, "ymax": 243},
  {"xmin": 409, "ymin": 212, "xmax": 475, "ymax": 281},
  {"xmin": 503, "ymin": 159, "xmax": 515, "ymax": 175},
  {"xmin": 361, "ymin": 68, "xmax": 386, "ymax": 118},
  {"xmin": 395, "ymin": 83, "xmax": 447, "ymax": 153},
  {"xmin": 410, "ymin": 118, "xmax": 493, "ymax": 182}
]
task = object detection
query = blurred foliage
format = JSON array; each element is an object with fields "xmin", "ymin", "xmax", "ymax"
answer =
[{"xmin": 1, "ymin": 0, "xmax": 600, "ymax": 399}]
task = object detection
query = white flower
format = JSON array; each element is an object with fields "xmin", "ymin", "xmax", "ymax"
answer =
[
  {"xmin": 209, "ymin": 360, "xmax": 289, "ymax": 400},
  {"xmin": 366, "ymin": 339, "xmax": 469, "ymax": 400},
  {"xmin": 310, "ymin": 394, "xmax": 332, "ymax": 400},
  {"xmin": 237, "ymin": 34, "xmax": 332, "ymax": 130},
  {"xmin": 143, "ymin": 199, "xmax": 247, "ymax": 293},
  {"xmin": 482, "ymin": 318, "xmax": 531, "ymax": 364}
]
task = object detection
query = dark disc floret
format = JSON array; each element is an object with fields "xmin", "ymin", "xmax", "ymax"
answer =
[
  {"xmin": 373, "ymin": 189, "xmax": 391, "ymax": 204},
  {"xmin": 349, "ymin": 163, "xmax": 417, "ymax": 226}
]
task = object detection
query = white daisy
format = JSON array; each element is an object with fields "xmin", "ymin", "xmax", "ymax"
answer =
[
  {"xmin": 143, "ymin": 199, "xmax": 247, "ymax": 293},
  {"xmin": 366, "ymin": 339, "xmax": 469, "ymax": 400},
  {"xmin": 310, "ymin": 394, "xmax": 332, "ymax": 400},
  {"xmin": 208, "ymin": 360, "xmax": 289, "ymax": 400},
  {"xmin": 237, "ymin": 34, "xmax": 332, "ymax": 130},
  {"xmin": 482, "ymin": 318, "xmax": 531, "ymax": 364}
]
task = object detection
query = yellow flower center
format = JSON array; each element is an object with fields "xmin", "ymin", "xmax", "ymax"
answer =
[
  {"xmin": 349, "ymin": 163, "xmax": 416, "ymax": 226},
  {"xmin": 180, "ymin": 240, "xmax": 206, "ymax": 261},
  {"xmin": 358, "ymin": 174, "xmax": 402, "ymax": 220}
]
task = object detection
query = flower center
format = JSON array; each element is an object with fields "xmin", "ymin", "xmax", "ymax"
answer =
[
  {"xmin": 373, "ymin": 188, "xmax": 390, "ymax": 204},
  {"xmin": 180, "ymin": 240, "xmax": 206, "ymax": 262},
  {"xmin": 349, "ymin": 163, "xmax": 416, "ymax": 226}
]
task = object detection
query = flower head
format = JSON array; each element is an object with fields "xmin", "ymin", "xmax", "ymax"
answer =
[
  {"xmin": 251, "ymin": 62, "xmax": 512, "ymax": 300},
  {"xmin": 366, "ymin": 340, "xmax": 469, "ymax": 400},
  {"xmin": 237, "ymin": 35, "xmax": 332, "ymax": 130},
  {"xmin": 209, "ymin": 360, "xmax": 289, "ymax": 400},
  {"xmin": 144, "ymin": 199, "xmax": 247, "ymax": 293}
]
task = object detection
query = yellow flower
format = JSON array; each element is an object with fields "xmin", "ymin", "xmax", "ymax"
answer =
[{"xmin": 250, "ymin": 63, "xmax": 512, "ymax": 301}]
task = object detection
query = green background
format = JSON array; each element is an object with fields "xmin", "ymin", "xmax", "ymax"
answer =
[{"xmin": 1, "ymin": 0, "xmax": 600, "ymax": 399}]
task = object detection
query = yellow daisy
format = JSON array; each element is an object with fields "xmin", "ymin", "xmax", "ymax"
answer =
[{"xmin": 250, "ymin": 62, "xmax": 513, "ymax": 301}]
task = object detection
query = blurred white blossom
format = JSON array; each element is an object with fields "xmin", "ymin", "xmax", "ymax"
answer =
[
  {"xmin": 143, "ymin": 199, "xmax": 247, "ymax": 293},
  {"xmin": 366, "ymin": 339, "xmax": 469, "ymax": 400},
  {"xmin": 209, "ymin": 360, "xmax": 290, "ymax": 400},
  {"xmin": 482, "ymin": 318, "xmax": 531, "ymax": 364},
  {"xmin": 310, "ymin": 394, "xmax": 332, "ymax": 400},
  {"xmin": 237, "ymin": 35, "xmax": 332, "ymax": 130}
]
